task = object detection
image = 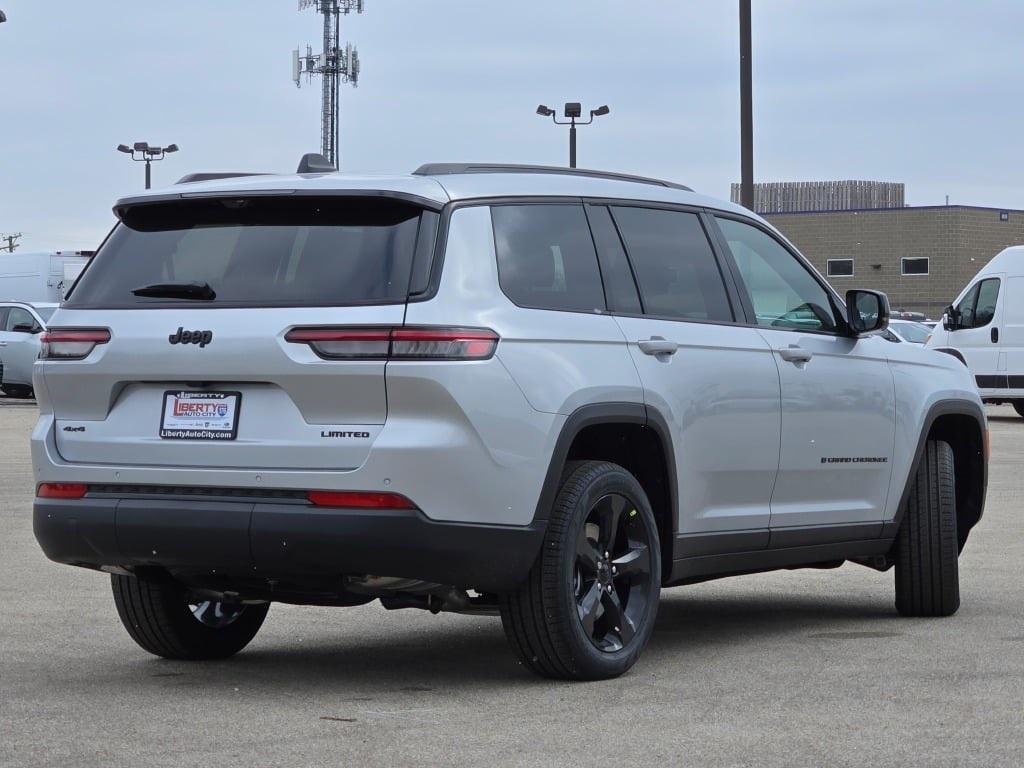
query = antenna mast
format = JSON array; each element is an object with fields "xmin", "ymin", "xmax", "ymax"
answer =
[{"xmin": 294, "ymin": 0, "xmax": 363, "ymax": 170}]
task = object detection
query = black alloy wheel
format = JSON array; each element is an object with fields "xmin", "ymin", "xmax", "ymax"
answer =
[
  {"xmin": 500, "ymin": 461, "xmax": 662, "ymax": 680},
  {"xmin": 574, "ymin": 492, "xmax": 654, "ymax": 652}
]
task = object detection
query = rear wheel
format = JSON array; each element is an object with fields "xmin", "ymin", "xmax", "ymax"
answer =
[
  {"xmin": 111, "ymin": 574, "xmax": 269, "ymax": 660},
  {"xmin": 1013, "ymin": 401, "xmax": 1024, "ymax": 418},
  {"xmin": 500, "ymin": 461, "xmax": 661, "ymax": 680},
  {"xmin": 894, "ymin": 440, "xmax": 960, "ymax": 617},
  {"xmin": 1, "ymin": 384, "xmax": 33, "ymax": 399}
]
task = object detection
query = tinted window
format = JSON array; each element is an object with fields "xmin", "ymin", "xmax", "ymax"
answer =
[
  {"xmin": 584, "ymin": 205, "xmax": 641, "ymax": 314},
  {"xmin": 6, "ymin": 307, "xmax": 35, "ymax": 332},
  {"xmin": 902, "ymin": 257, "xmax": 929, "ymax": 275},
  {"xmin": 0, "ymin": 308, "xmax": 9, "ymax": 331},
  {"xmin": 492, "ymin": 204, "xmax": 605, "ymax": 313},
  {"xmin": 958, "ymin": 278, "xmax": 1000, "ymax": 329},
  {"xmin": 827, "ymin": 259, "xmax": 853, "ymax": 277},
  {"xmin": 611, "ymin": 207, "xmax": 732, "ymax": 322},
  {"xmin": 66, "ymin": 197, "xmax": 426, "ymax": 307},
  {"xmin": 717, "ymin": 217, "xmax": 838, "ymax": 332}
]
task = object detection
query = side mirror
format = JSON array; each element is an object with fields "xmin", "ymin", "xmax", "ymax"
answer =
[
  {"xmin": 943, "ymin": 304, "xmax": 960, "ymax": 331},
  {"xmin": 845, "ymin": 289, "xmax": 890, "ymax": 335},
  {"xmin": 11, "ymin": 323, "xmax": 39, "ymax": 334}
]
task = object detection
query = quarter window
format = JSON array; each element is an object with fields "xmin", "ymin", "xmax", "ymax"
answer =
[
  {"xmin": 902, "ymin": 257, "xmax": 929, "ymax": 276},
  {"xmin": 717, "ymin": 217, "xmax": 838, "ymax": 333},
  {"xmin": 492, "ymin": 204, "xmax": 606, "ymax": 313},
  {"xmin": 610, "ymin": 207, "xmax": 733, "ymax": 322},
  {"xmin": 826, "ymin": 259, "xmax": 854, "ymax": 277}
]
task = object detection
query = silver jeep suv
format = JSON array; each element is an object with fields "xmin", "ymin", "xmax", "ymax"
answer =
[{"xmin": 32, "ymin": 159, "xmax": 987, "ymax": 679}]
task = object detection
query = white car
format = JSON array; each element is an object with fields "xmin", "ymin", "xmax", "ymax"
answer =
[
  {"xmin": 883, "ymin": 319, "xmax": 932, "ymax": 345},
  {"xmin": 926, "ymin": 245, "xmax": 1024, "ymax": 416},
  {"xmin": 0, "ymin": 301, "xmax": 57, "ymax": 398}
]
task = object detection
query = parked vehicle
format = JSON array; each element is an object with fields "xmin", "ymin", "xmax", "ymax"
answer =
[
  {"xmin": 926, "ymin": 245, "xmax": 1024, "ymax": 416},
  {"xmin": 0, "ymin": 301, "xmax": 56, "ymax": 397},
  {"xmin": 0, "ymin": 251, "xmax": 91, "ymax": 304},
  {"xmin": 31, "ymin": 158, "xmax": 988, "ymax": 680},
  {"xmin": 883, "ymin": 319, "xmax": 932, "ymax": 345}
]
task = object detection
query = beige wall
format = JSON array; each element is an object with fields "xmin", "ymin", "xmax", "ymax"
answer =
[{"xmin": 765, "ymin": 206, "xmax": 1024, "ymax": 319}]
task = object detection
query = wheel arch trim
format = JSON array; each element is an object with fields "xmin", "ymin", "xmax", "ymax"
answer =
[
  {"xmin": 532, "ymin": 402, "xmax": 678, "ymax": 532},
  {"xmin": 883, "ymin": 398, "xmax": 987, "ymax": 540}
]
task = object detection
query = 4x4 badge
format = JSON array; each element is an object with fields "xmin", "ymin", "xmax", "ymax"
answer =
[{"xmin": 168, "ymin": 327, "xmax": 213, "ymax": 348}]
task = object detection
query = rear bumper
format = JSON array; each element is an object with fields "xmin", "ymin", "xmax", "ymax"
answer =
[{"xmin": 34, "ymin": 494, "xmax": 546, "ymax": 594}]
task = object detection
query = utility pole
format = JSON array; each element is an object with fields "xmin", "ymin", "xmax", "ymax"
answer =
[
  {"xmin": 294, "ymin": 0, "xmax": 363, "ymax": 170},
  {"xmin": 0, "ymin": 233, "xmax": 22, "ymax": 253},
  {"xmin": 739, "ymin": 0, "xmax": 754, "ymax": 210}
]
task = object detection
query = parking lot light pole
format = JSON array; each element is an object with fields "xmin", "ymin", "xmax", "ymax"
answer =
[
  {"xmin": 117, "ymin": 142, "xmax": 180, "ymax": 189},
  {"xmin": 536, "ymin": 103, "xmax": 610, "ymax": 169}
]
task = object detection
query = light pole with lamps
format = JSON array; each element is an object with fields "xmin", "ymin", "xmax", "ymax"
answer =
[
  {"xmin": 536, "ymin": 103, "xmax": 610, "ymax": 169},
  {"xmin": 117, "ymin": 142, "xmax": 179, "ymax": 189}
]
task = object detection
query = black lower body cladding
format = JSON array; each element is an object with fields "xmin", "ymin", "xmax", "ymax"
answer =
[{"xmin": 33, "ymin": 495, "xmax": 546, "ymax": 596}]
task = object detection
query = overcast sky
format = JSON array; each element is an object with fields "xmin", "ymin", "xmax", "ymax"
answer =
[{"xmin": 1, "ymin": 1, "xmax": 1022, "ymax": 252}]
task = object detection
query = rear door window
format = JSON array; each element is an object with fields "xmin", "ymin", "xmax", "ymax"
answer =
[
  {"xmin": 491, "ymin": 204, "xmax": 606, "ymax": 313},
  {"xmin": 610, "ymin": 207, "xmax": 733, "ymax": 322},
  {"xmin": 65, "ymin": 197, "xmax": 429, "ymax": 307}
]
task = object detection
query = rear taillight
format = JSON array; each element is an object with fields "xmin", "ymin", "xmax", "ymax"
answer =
[
  {"xmin": 286, "ymin": 326, "xmax": 498, "ymax": 361},
  {"xmin": 307, "ymin": 490, "xmax": 416, "ymax": 509},
  {"xmin": 39, "ymin": 328, "xmax": 110, "ymax": 360},
  {"xmin": 37, "ymin": 483, "xmax": 88, "ymax": 499}
]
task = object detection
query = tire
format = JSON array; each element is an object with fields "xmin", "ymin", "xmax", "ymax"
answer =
[
  {"xmin": 499, "ymin": 460, "xmax": 661, "ymax": 680},
  {"xmin": 2, "ymin": 384, "xmax": 33, "ymax": 399},
  {"xmin": 894, "ymin": 440, "xmax": 960, "ymax": 617},
  {"xmin": 1013, "ymin": 402, "xmax": 1024, "ymax": 418},
  {"xmin": 111, "ymin": 574, "xmax": 269, "ymax": 660}
]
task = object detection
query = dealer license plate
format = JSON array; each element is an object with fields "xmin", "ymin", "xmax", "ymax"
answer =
[{"xmin": 160, "ymin": 391, "xmax": 241, "ymax": 440}]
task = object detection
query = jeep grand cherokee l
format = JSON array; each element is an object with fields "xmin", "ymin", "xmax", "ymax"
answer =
[{"xmin": 32, "ymin": 158, "xmax": 987, "ymax": 680}]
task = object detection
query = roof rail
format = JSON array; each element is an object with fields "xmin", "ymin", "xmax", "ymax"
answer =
[
  {"xmin": 176, "ymin": 172, "xmax": 271, "ymax": 185},
  {"xmin": 412, "ymin": 163, "xmax": 693, "ymax": 192}
]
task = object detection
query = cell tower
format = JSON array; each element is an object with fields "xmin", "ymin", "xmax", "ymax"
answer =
[{"xmin": 293, "ymin": 0, "xmax": 363, "ymax": 170}]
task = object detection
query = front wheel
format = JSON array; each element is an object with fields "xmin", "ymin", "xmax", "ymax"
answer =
[
  {"xmin": 894, "ymin": 440, "xmax": 960, "ymax": 617},
  {"xmin": 500, "ymin": 461, "xmax": 661, "ymax": 680},
  {"xmin": 111, "ymin": 574, "xmax": 269, "ymax": 660}
]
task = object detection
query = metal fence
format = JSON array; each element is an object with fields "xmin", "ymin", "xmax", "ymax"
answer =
[{"xmin": 730, "ymin": 180, "xmax": 905, "ymax": 214}]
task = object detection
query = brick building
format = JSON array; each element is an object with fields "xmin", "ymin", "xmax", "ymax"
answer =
[{"xmin": 764, "ymin": 206, "xmax": 1024, "ymax": 319}]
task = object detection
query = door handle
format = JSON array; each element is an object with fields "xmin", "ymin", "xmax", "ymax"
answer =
[
  {"xmin": 777, "ymin": 344, "xmax": 813, "ymax": 364},
  {"xmin": 638, "ymin": 337, "xmax": 678, "ymax": 356},
  {"xmin": 992, "ymin": 327, "xmax": 999, "ymax": 343},
  {"xmin": 0, "ymin": 341, "xmax": 7, "ymax": 347}
]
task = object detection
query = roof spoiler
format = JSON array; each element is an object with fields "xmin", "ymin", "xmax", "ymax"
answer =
[{"xmin": 297, "ymin": 153, "xmax": 335, "ymax": 174}]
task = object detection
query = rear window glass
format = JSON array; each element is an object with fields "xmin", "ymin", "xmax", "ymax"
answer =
[
  {"xmin": 611, "ymin": 207, "xmax": 733, "ymax": 322},
  {"xmin": 492, "ymin": 204, "xmax": 606, "ymax": 313},
  {"xmin": 66, "ymin": 197, "xmax": 428, "ymax": 307}
]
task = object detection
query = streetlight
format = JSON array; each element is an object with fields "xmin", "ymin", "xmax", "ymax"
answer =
[
  {"xmin": 116, "ymin": 142, "xmax": 180, "ymax": 189},
  {"xmin": 536, "ymin": 102, "xmax": 610, "ymax": 169}
]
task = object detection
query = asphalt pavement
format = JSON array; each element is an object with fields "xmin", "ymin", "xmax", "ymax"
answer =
[{"xmin": 2, "ymin": 401, "xmax": 1022, "ymax": 767}]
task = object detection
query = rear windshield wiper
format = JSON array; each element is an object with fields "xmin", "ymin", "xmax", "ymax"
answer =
[{"xmin": 131, "ymin": 282, "xmax": 217, "ymax": 300}]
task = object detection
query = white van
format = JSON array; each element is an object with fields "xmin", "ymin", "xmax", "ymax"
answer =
[
  {"xmin": 0, "ymin": 251, "xmax": 91, "ymax": 304},
  {"xmin": 926, "ymin": 245, "xmax": 1024, "ymax": 415}
]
